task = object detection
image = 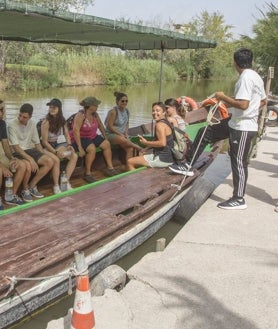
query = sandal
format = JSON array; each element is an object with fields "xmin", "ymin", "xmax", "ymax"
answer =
[{"xmin": 84, "ymin": 174, "xmax": 96, "ymax": 184}]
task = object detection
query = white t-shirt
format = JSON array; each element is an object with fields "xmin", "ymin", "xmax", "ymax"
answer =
[
  {"xmin": 228, "ymin": 69, "xmax": 266, "ymax": 131},
  {"xmin": 8, "ymin": 117, "xmax": 40, "ymax": 150}
]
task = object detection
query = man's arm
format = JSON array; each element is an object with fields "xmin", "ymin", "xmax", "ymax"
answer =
[{"xmin": 214, "ymin": 92, "xmax": 249, "ymax": 110}]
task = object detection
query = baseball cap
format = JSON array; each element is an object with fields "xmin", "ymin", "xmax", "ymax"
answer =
[{"xmin": 46, "ymin": 98, "xmax": 62, "ymax": 108}]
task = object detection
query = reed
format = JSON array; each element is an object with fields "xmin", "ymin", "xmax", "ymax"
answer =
[{"xmin": 3, "ymin": 52, "xmax": 178, "ymax": 90}]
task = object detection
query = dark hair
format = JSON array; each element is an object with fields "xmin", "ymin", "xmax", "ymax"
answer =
[
  {"xmin": 20, "ymin": 103, "xmax": 33, "ymax": 116},
  {"xmin": 152, "ymin": 101, "xmax": 166, "ymax": 112},
  {"xmin": 114, "ymin": 91, "xmax": 127, "ymax": 103},
  {"xmin": 164, "ymin": 98, "xmax": 180, "ymax": 109},
  {"xmin": 234, "ymin": 48, "xmax": 253, "ymax": 69},
  {"xmin": 46, "ymin": 105, "xmax": 66, "ymax": 134},
  {"xmin": 0, "ymin": 99, "xmax": 4, "ymax": 110}
]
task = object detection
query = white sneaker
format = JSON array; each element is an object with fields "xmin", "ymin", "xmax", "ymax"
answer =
[
  {"xmin": 67, "ymin": 183, "xmax": 73, "ymax": 190},
  {"xmin": 168, "ymin": 163, "xmax": 194, "ymax": 176},
  {"xmin": 53, "ymin": 185, "xmax": 62, "ymax": 194}
]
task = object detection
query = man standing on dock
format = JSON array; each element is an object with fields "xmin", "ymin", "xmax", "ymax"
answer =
[{"xmin": 169, "ymin": 47, "xmax": 266, "ymax": 210}]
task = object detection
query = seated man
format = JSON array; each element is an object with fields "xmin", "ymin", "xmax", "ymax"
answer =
[
  {"xmin": 8, "ymin": 103, "xmax": 57, "ymax": 198},
  {"xmin": 0, "ymin": 100, "xmax": 32, "ymax": 207}
]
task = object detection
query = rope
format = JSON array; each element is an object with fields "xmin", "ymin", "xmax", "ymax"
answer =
[
  {"xmin": 3, "ymin": 266, "xmax": 88, "ymax": 298},
  {"xmin": 169, "ymin": 98, "xmax": 222, "ymax": 202}
]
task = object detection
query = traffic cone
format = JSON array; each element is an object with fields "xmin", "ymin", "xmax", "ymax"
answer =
[{"xmin": 71, "ymin": 252, "xmax": 95, "ymax": 329}]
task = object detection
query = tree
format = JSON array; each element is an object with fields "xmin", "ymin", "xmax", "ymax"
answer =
[
  {"xmin": 250, "ymin": 3, "xmax": 278, "ymax": 92},
  {"xmin": 172, "ymin": 11, "xmax": 234, "ymax": 80},
  {"xmin": 189, "ymin": 11, "xmax": 234, "ymax": 79},
  {"xmin": 15, "ymin": 0, "xmax": 94, "ymax": 13}
]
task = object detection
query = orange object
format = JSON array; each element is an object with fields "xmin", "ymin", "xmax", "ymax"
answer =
[
  {"xmin": 71, "ymin": 273, "xmax": 95, "ymax": 329},
  {"xmin": 202, "ymin": 98, "xmax": 229, "ymax": 119},
  {"xmin": 177, "ymin": 96, "xmax": 198, "ymax": 110}
]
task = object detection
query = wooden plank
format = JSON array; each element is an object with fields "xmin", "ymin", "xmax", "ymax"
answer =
[{"xmin": 0, "ymin": 168, "xmax": 187, "ymax": 295}]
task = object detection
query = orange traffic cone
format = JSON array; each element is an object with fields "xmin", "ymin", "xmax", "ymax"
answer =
[{"xmin": 71, "ymin": 252, "xmax": 95, "ymax": 329}]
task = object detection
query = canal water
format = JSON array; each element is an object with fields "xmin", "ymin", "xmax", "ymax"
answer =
[
  {"xmin": 3, "ymin": 79, "xmax": 234, "ymax": 328},
  {"xmin": 1, "ymin": 80, "xmax": 235, "ymax": 127}
]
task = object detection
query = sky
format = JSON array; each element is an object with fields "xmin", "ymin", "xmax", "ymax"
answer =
[{"xmin": 87, "ymin": 0, "xmax": 269, "ymax": 38}]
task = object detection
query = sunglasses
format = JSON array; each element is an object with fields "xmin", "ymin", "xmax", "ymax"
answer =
[{"xmin": 120, "ymin": 99, "xmax": 128, "ymax": 103}]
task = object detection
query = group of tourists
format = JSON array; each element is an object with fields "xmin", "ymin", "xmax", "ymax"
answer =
[
  {"xmin": 0, "ymin": 91, "xmax": 139, "ymax": 208},
  {"xmin": 0, "ymin": 47, "xmax": 269, "ymax": 211}
]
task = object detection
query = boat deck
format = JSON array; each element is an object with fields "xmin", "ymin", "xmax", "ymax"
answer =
[{"xmin": 0, "ymin": 166, "xmax": 198, "ymax": 298}]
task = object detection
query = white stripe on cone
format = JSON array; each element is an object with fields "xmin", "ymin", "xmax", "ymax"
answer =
[{"xmin": 72, "ymin": 290, "xmax": 93, "ymax": 315}]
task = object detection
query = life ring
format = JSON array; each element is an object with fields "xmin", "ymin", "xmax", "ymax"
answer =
[
  {"xmin": 201, "ymin": 98, "xmax": 229, "ymax": 119},
  {"xmin": 177, "ymin": 96, "xmax": 198, "ymax": 111}
]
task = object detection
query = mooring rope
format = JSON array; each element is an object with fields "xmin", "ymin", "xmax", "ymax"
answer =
[
  {"xmin": 3, "ymin": 266, "xmax": 88, "ymax": 298},
  {"xmin": 169, "ymin": 97, "xmax": 223, "ymax": 202},
  {"xmin": 1, "ymin": 263, "xmax": 90, "ymax": 322}
]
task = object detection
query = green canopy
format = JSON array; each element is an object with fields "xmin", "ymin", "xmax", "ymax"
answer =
[{"xmin": 0, "ymin": 1, "xmax": 216, "ymax": 50}]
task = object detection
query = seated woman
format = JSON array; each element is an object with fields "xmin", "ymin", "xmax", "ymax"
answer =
[
  {"xmin": 41, "ymin": 98, "xmax": 78, "ymax": 191},
  {"xmin": 105, "ymin": 91, "xmax": 142, "ymax": 165},
  {"xmin": 70, "ymin": 96, "xmax": 119, "ymax": 183},
  {"xmin": 127, "ymin": 102, "xmax": 174, "ymax": 170},
  {"xmin": 164, "ymin": 98, "xmax": 186, "ymax": 130}
]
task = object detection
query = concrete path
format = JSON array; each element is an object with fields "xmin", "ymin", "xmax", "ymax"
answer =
[{"xmin": 48, "ymin": 125, "xmax": 278, "ymax": 329}]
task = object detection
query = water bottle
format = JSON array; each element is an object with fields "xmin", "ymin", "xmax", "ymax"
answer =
[
  {"xmin": 5, "ymin": 177, "xmax": 13, "ymax": 202},
  {"xmin": 60, "ymin": 171, "xmax": 68, "ymax": 192},
  {"xmin": 62, "ymin": 150, "xmax": 72, "ymax": 157}
]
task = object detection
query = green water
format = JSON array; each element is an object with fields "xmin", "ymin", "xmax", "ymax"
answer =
[{"xmin": 1, "ymin": 80, "xmax": 235, "ymax": 126}]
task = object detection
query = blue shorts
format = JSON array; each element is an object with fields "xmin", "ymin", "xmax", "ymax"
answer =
[{"xmin": 72, "ymin": 135, "xmax": 105, "ymax": 151}]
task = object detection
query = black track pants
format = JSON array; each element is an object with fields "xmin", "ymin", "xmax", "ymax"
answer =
[{"xmin": 229, "ymin": 128, "xmax": 257, "ymax": 198}]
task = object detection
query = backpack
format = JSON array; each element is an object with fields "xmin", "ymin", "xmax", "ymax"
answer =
[
  {"xmin": 36, "ymin": 119, "xmax": 44, "ymax": 139},
  {"xmin": 67, "ymin": 113, "xmax": 77, "ymax": 131},
  {"xmin": 66, "ymin": 110, "xmax": 85, "ymax": 131},
  {"xmin": 162, "ymin": 119, "xmax": 191, "ymax": 161},
  {"xmin": 171, "ymin": 126, "xmax": 191, "ymax": 160}
]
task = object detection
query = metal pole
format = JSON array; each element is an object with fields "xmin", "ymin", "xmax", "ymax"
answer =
[
  {"xmin": 258, "ymin": 67, "xmax": 274, "ymax": 137},
  {"xmin": 158, "ymin": 42, "xmax": 166, "ymax": 101}
]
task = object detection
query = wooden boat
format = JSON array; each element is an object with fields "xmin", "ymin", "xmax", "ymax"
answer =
[{"xmin": 0, "ymin": 107, "xmax": 224, "ymax": 328}]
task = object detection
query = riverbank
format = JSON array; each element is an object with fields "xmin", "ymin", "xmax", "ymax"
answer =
[{"xmin": 47, "ymin": 124, "xmax": 278, "ymax": 329}]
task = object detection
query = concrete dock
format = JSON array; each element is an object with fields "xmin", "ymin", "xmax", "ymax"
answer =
[{"xmin": 48, "ymin": 125, "xmax": 278, "ymax": 329}]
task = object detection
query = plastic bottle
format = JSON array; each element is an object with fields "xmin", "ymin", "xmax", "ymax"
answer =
[
  {"xmin": 60, "ymin": 171, "xmax": 68, "ymax": 192},
  {"xmin": 62, "ymin": 150, "xmax": 72, "ymax": 157},
  {"xmin": 5, "ymin": 177, "xmax": 13, "ymax": 202}
]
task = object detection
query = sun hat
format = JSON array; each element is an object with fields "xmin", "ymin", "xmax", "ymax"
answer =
[{"xmin": 80, "ymin": 96, "xmax": 101, "ymax": 107}]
